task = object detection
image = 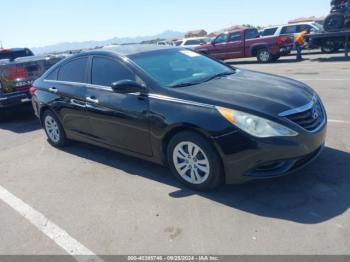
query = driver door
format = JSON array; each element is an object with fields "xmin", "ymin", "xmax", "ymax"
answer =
[
  {"xmin": 85, "ymin": 56, "xmax": 152, "ymax": 156},
  {"xmin": 211, "ymin": 33, "xmax": 229, "ymax": 60}
]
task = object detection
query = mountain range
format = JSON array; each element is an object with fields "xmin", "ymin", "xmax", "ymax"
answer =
[{"xmin": 31, "ymin": 30, "xmax": 184, "ymax": 55}]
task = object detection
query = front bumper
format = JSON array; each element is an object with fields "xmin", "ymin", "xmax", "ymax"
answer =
[
  {"xmin": 0, "ymin": 91, "xmax": 31, "ymax": 109},
  {"xmin": 214, "ymin": 123, "xmax": 327, "ymax": 184}
]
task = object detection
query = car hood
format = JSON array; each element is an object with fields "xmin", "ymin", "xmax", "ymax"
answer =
[{"xmin": 171, "ymin": 69, "xmax": 316, "ymax": 117}]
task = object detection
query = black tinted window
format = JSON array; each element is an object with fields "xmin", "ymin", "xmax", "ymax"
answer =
[
  {"xmin": 297, "ymin": 24, "xmax": 311, "ymax": 33},
  {"xmin": 281, "ymin": 25, "xmax": 297, "ymax": 34},
  {"xmin": 245, "ymin": 29, "xmax": 259, "ymax": 39},
  {"xmin": 262, "ymin": 28, "xmax": 278, "ymax": 36},
  {"xmin": 45, "ymin": 68, "xmax": 59, "ymax": 80},
  {"xmin": 91, "ymin": 57, "xmax": 135, "ymax": 86},
  {"xmin": 58, "ymin": 57, "xmax": 88, "ymax": 83},
  {"xmin": 229, "ymin": 32, "xmax": 241, "ymax": 42}
]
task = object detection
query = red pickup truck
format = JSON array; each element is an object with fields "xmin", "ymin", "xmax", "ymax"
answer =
[{"xmin": 195, "ymin": 28, "xmax": 293, "ymax": 63}]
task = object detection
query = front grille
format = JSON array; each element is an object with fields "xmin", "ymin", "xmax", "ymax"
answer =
[{"xmin": 282, "ymin": 97, "xmax": 325, "ymax": 132}]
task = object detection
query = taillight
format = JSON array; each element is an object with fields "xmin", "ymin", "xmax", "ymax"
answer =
[{"xmin": 29, "ymin": 86, "xmax": 37, "ymax": 97}]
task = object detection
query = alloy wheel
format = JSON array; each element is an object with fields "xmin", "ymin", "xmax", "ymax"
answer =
[
  {"xmin": 44, "ymin": 115, "xmax": 60, "ymax": 143},
  {"xmin": 259, "ymin": 50, "xmax": 271, "ymax": 62},
  {"xmin": 172, "ymin": 142, "xmax": 210, "ymax": 185}
]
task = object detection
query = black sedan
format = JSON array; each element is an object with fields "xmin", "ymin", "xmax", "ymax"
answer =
[{"xmin": 31, "ymin": 45, "xmax": 327, "ymax": 191}]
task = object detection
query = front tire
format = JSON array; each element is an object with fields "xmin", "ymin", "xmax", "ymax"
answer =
[
  {"xmin": 257, "ymin": 49, "xmax": 273, "ymax": 63},
  {"xmin": 167, "ymin": 131, "xmax": 223, "ymax": 191},
  {"xmin": 42, "ymin": 110, "xmax": 69, "ymax": 148}
]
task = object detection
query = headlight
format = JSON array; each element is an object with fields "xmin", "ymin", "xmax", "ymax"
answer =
[{"xmin": 216, "ymin": 107, "xmax": 298, "ymax": 138}]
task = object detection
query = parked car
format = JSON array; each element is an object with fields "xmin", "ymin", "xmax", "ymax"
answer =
[
  {"xmin": 195, "ymin": 28, "xmax": 293, "ymax": 63},
  {"xmin": 262, "ymin": 22, "xmax": 324, "ymax": 51},
  {"xmin": 175, "ymin": 37, "xmax": 210, "ymax": 49},
  {"xmin": 261, "ymin": 22, "xmax": 323, "ymax": 38},
  {"xmin": 0, "ymin": 48, "xmax": 34, "ymax": 61},
  {"xmin": 0, "ymin": 48, "xmax": 64, "ymax": 114},
  {"xmin": 32, "ymin": 45, "xmax": 327, "ymax": 191},
  {"xmin": 156, "ymin": 41, "xmax": 172, "ymax": 46}
]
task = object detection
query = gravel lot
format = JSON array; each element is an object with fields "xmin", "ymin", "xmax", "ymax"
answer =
[{"xmin": 0, "ymin": 52, "xmax": 349, "ymax": 257}]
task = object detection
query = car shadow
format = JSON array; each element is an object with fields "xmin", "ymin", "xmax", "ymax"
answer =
[
  {"xmin": 0, "ymin": 104, "xmax": 41, "ymax": 133},
  {"xmin": 62, "ymin": 143, "xmax": 350, "ymax": 225},
  {"xmin": 310, "ymin": 56, "xmax": 350, "ymax": 63}
]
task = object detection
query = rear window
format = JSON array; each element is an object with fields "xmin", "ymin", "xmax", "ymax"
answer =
[
  {"xmin": 262, "ymin": 28, "xmax": 278, "ymax": 36},
  {"xmin": 0, "ymin": 49, "xmax": 34, "ymax": 61}
]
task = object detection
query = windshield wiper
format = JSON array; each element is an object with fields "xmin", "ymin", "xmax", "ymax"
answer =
[
  {"xmin": 202, "ymin": 71, "xmax": 235, "ymax": 83},
  {"xmin": 168, "ymin": 82, "xmax": 201, "ymax": 88},
  {"xmin": 168, "ymin": 70, "xmax": 236, "ymax": 88}
]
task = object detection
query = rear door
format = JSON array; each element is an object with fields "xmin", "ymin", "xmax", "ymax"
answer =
[
  {"xmin": 45, "ymin": 56, "xmax": 92, "ymax": 137},
  {"xmin": 85, "ymin": 55, "xmax": 152, "ymax": 156}
]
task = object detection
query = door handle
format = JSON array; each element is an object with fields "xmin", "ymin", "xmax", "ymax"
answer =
[
  {"xmin": 70, "ymin": 99, "xmax": 86, "ymax": 108},
  {"xmin": 86, "ymin": 96, "xmax": 99, "ymax": 104},
  {"xmin": 49, "ymin": 87, "xmax": 58, "ymax": 93}
]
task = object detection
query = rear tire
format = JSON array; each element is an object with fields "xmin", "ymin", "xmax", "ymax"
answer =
[
  {"xmin": 256, "ymin": 49, "xmax": 273, "ymax": 63},
  {"xmin": 324, "ymin": 13, "xmax": 345, "ymax": 32},
  {"xmin": 321, "ymin": 46, "xmax": 340, "ymax": 53},
  {"xmin": 321, "ymin": 40, "xmax": 340, "ymax": 53},
  {"xmin": 42, "ymin": 110, "xmax": 69, "ymax": 148},
  {"xmin": 167, "ymin": 131, "xmax": 223, "ymax": 191}
]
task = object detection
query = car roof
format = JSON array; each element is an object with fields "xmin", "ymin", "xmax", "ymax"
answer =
[
  {"xmin": 87, "ymin": 44, "xmax": 177, "ymax": 57},
  {"xmin": 264, "ymin": 22, "xmax": 317, "ymax": 29},
  {"xmin": 183, "ymin": 37, "xmax": 208, "ymax": 40}
]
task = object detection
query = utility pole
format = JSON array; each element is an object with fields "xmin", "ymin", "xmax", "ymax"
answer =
[{"xmin": 0, "ymin": 40, "xmax": 3, "ymax": 49}]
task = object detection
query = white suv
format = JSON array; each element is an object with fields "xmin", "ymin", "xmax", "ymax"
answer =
[
  {"xmin": 262, "ymin": 22, "xmax": 323, "ymax": 37},
  {"xmin": 174, "ymin": 37, "xmax": 209, "ymax": 49}
]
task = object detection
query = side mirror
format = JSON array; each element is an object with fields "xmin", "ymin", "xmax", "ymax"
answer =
[{"xmin": 111, "ymin": 80, "xmax": 147, "ymax": 94}]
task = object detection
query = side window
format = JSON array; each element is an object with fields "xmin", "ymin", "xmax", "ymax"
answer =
[
  {"xmin": 245, "ymin": 29, "xmax": 259, "ymax": 39},
  {"xmin": 228, "ymin": 32, "xmax": 241, "ymax": 42},
  {"xmin": 297, "ymin": 24, "xmax": 311, "ymax": 33},
  {"xmin": 45, "ymin": 68, "xmax": 59, "ymax": 80},
  {"xmin": 214, "ymin": 34, "xmax": 228, "ymax": 44},
  {"xmin": 58, "ymin": 57, "xmax": 88, "ymax": 83},
  {"xmin": 281, "ymin": 26, "xmax": 297, "ymax": 35},
  {"xmin": 91, "ymin": 57, "xmax": 135, "ymax": 87}
]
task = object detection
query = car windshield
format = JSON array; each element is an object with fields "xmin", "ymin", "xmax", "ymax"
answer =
[
  {"xmin": 312, "ymin": 23, "xmax": 323, "ymax": 31},
  {"xmin": 128, "ymin": 49, "xmax": 235, "ymax": 88}
]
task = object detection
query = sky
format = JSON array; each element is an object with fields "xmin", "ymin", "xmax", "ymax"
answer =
[{"xmin": 1, "ymin": 0, "xmax": 331, "ymax": 48}]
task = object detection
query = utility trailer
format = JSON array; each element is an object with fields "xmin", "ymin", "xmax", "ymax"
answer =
[{"xmin": 308, "ymin": 30, "xmax": 350, "ymax": 57}]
